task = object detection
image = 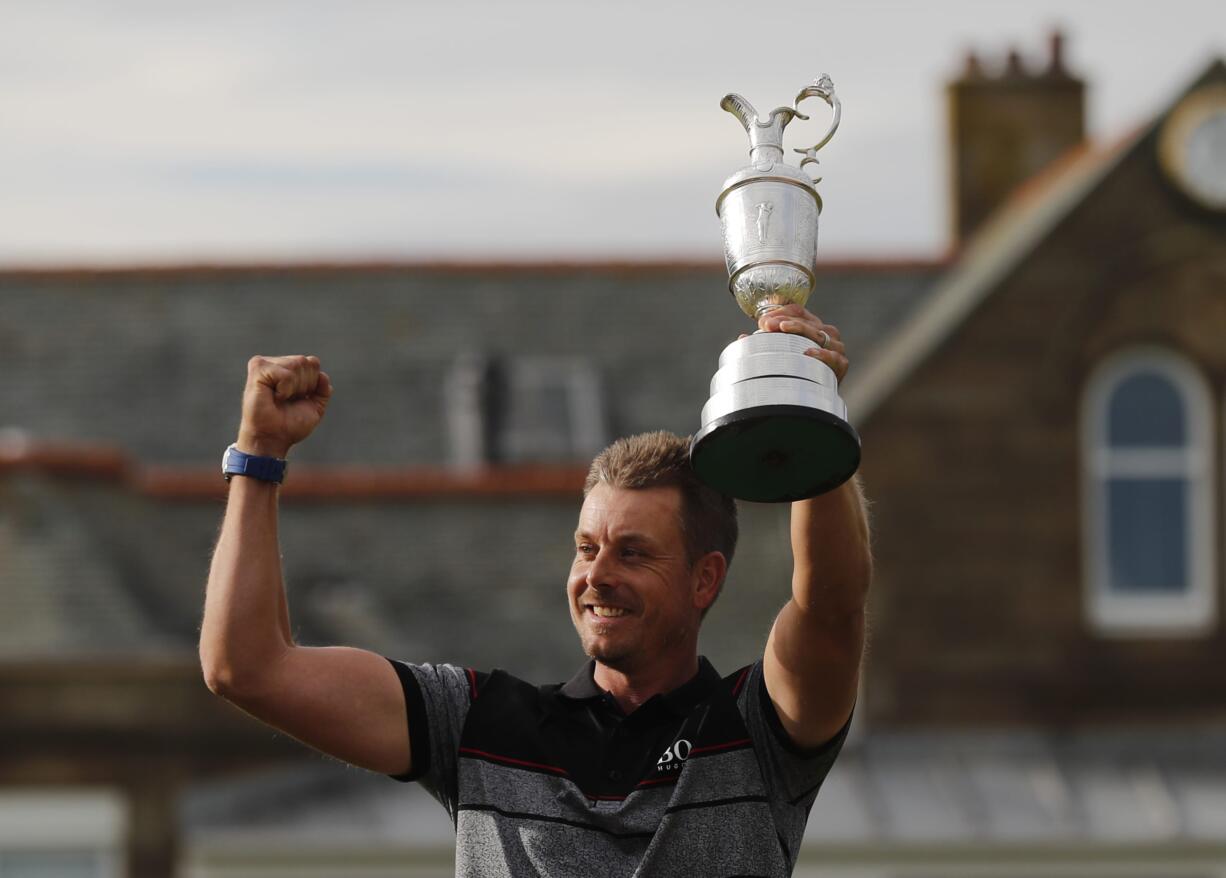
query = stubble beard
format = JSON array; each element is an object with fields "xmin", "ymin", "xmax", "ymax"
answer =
[
  {"xmin": 578, "ymin": 617, "xmax": 692, "ymax": 674},
  {"xmin": 579, "ymin": 623, "xmax": 637, "ymax": 670}
]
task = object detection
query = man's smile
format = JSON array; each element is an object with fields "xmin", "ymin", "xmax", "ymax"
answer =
[{"xmin": 588, "ymin": 605, "xmax": 632, "ymax": 618}]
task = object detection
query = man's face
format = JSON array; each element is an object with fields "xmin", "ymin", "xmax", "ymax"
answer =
[{"xmin": 568, "ymin": 483, "xmax": 706, "ymax": 672}]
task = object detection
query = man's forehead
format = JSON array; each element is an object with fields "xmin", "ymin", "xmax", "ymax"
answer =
[{"xmin": 576, "ymin": 484, "xmax": 683, "ymax": 535}]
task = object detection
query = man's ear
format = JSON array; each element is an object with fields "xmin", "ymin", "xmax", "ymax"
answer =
[{"xmin": 692, "ymin": 551, "xmax": 727, "ymax": 611}]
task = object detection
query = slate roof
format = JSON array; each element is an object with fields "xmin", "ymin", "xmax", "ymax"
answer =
[
  {"xmin": 0, "ymin": 472, "xmax": 174, "ymax": 658},
  {"xmin": 0, "ymin": 261, "xmax": 942, "ymax": 466},
  {"xmin": 0, "ymin": 259, "xmax": 942, "ymax": 671}
]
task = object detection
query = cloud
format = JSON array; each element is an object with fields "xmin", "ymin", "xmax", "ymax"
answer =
[{"xmin": 0, "ymin": 0, "xmax": 1219, "ymax": 262}]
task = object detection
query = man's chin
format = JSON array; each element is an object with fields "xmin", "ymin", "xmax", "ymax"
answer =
[{"xmin": 581, "ymin": 635, "xmax": 636, "ymax": 669}]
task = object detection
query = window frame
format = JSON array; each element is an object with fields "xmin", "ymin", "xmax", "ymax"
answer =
[
  {"xmin": 445, "ymin": 353, "xmax": 607, "ymax": 467},
  {"xmin": 0, "ymin": 789, "xmax": 125, "ymax": 878},
  {"xmin": 1080, "ymin": 347, "xmax": 1217, "ymax": 636},
  {"xmin": 500, "ymin": 356, "xmax": 606, "ymax": 464}
]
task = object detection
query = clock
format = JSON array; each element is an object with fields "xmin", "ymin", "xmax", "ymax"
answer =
[{"xmin": 1158, "ymin": 83, "xmax": 1226, "ymax": 212}]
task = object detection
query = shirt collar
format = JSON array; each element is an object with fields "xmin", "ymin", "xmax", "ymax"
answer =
[{"xmin": 558, "ymin": 657, "xmax": 722, "ymax": 716}]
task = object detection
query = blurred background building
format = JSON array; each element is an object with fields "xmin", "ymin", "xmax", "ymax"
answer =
[{"xmin": 2, "ymin": 27, "xmax": 1225, "ymax": 878}]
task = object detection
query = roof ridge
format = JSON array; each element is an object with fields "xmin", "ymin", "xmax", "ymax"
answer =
[
  {"xmin": 2, "ymin": 439, "xmax": 589, "ymax": 499},
  {"xmin": 843, "ymin": 126, "xmax": 1142, "ymax": 422},
  {"xmin": 0, "ymin": 255, "xmax": 949, "ymax": 281}
]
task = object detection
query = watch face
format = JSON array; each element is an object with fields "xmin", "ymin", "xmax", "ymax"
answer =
[{"xmin": 1159, "ymin": 84, "xmax": 1226, "ymax": 211}]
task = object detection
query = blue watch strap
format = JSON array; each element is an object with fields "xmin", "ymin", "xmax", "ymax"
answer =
[{"xmin": 222, "ymin": 444, "xmax": 288, "ymax": 484}]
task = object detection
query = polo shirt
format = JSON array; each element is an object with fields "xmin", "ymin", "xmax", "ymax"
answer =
[{"xmin": 388, "ymin": 656, "xmax": 847, "ymax": 877}]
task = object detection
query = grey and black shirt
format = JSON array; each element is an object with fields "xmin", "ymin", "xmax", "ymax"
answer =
[{"xmin": 388, "ymin": 656, "xmax": 847, "ymax": 878}]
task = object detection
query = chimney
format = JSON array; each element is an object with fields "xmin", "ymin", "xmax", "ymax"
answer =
[{"xmin": 947, "ymin": 29, "xmax": 1086, "ymax": 243}]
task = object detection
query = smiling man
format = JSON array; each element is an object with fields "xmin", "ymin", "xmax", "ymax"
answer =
[{"xmin": 201, "ymin": 304, "xmax": 871, "ymax": 877}]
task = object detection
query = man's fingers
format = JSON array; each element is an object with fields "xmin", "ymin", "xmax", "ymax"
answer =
[
  {"xmin": 817, "ymin": 322, "xmax": 842, "ymax": 341},
  {"xmin": 741, "ymin": 308, "xmax": 850, "ymax": 381},
  {"xmin": 274, "ymin": 370, "xmax": 297, "ymax": 400},
  {"xmin": 759, "ymin": 303, "xmax": 807, "ymax": 324},
  {"xmin": 816, "ymin": 333, "xmax": 845, "ymax": 355},
  {"xmin": 239, "ymin": 356, "xmax": 330, "ymax": 455},
  {"xmin": 297, "ymin": 356, "xmax": 321, "ymax": 398},
  {"xmin": 315, "ymin": 371, "xmax": 334, "ymax": 401},
  {"xmin": 805, "ymin": 348, "xmax": 849, "ymax": 382},
  {"xmin": 250, "ymin": 355, "xmax": 326, "ymax": 401},
  {"xmin": 763, "ymin": 314, "xmax": 843, "ymax": 348},
  {"xmin": 756, "ymin": 306, "xmax": 838, "ymax": 336}
]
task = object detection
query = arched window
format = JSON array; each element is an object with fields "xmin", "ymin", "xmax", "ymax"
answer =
[{"xmin": 1082, "ymin": 349, "xmax": 1215, "ymax": 635}]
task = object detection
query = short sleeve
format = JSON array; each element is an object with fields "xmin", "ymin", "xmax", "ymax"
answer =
[
  {"xmin": 735, "ymin": 660, "xmax": 850, "ymax": 813},
  {"xmin": 385, "ymin": 659, "xmax": 477, "ymax": 820}
]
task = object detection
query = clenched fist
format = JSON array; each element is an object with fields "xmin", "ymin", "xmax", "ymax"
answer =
[{"xmin": 236, "ymin": 355, "xmax": 333, "ymax": 458}]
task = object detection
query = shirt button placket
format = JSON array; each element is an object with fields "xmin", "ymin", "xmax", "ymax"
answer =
[{"xmin": 606, "ymin": 725, "xmax": 626, "ymax": 783}]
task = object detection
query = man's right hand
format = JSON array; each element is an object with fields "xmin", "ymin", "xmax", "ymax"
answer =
[{"xmin": 237, "ymin": 355, "xmax": 332, "ymax": 458}]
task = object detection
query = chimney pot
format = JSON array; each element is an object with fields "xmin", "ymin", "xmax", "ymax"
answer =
[
  {"xmin": 1048, "ymin": 29, "xmax": 1067, "ymax": 75},
  {"xmin": 1006, "ymin": 48, "xmax": 1026, "ymax": 77},
  {"xmin": 947, "ymin": 32, "xmax": 1086, "ymax": 243},
  {"xmin": 962, "ymin": 50, "xmax": 983, "ymax": 79}
]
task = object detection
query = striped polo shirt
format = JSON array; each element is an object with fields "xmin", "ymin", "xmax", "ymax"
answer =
[{"xmin": 388, "ymin": 656, "xmax": 847, "ymax": 878}]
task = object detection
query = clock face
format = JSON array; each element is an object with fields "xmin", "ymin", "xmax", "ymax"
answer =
[{"xmin": 1159, "ymin": 84, "xmax": 1226, "ymax": 212}]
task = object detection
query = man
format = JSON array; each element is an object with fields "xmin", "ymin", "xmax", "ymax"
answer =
[{"xmin": 200, "ymin": 303, "xmax": 871, "ymax": 877}]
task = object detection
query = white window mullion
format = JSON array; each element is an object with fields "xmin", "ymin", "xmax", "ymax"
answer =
[
  {"xmin": 1094, "ymin": 447, "xmax": 1201, "ymax": 477},
  {"xmin": 1081, "ymin": 347, "xmax": 1216, "ymax": 637}
]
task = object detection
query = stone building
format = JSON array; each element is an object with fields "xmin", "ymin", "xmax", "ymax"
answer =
[{"xmin": 1, "ymin": 37, "xmax": 1224, "ymax": 878}]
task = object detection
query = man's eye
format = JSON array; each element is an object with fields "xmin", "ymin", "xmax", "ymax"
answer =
[{"xmin": 577, "ymin": 544, "xmax": 596, "ymax": 556}]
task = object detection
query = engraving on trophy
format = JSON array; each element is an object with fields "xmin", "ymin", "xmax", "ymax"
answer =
[{"xmin": 755, "ymin": 202, "xmax": 774, "ymax": 244}]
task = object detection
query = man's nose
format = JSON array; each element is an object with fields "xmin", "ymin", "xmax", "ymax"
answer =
[{"xmin": 586, "ymin": 548, "xmax": 618, "ymax": 588}]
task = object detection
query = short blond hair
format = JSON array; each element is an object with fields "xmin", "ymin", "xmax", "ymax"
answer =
[{"xmin": 584, "ymin": 431, "xmax": 738, "ymax": 574}]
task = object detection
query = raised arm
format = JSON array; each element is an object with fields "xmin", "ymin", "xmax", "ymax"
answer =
[
  {"xmin": 755, "ymin": 306, "xmax": 872, "ymax": 749},
  {"xmin": 199, "ymin": 356, "xmax": 412, "ymax": 775}
]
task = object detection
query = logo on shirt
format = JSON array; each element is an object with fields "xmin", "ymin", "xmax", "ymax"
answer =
[{"xmin": 655, "ymin": 738, "xmax": 692, "ymax": 773}]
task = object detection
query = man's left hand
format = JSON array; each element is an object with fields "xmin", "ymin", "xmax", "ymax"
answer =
[{"xmin": 754, "ymin": 304, "xmax": 849, "ymax": 383}]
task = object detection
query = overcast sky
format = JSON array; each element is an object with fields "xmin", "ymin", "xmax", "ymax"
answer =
[{"xmin": 1, "ymin": 0, "xmax": 1221, "ymax": 265}]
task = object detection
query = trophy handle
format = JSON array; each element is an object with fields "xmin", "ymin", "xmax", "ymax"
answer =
[{"xmin": 791, "ymin": 74, "xmax": 841, "ymax": 159}]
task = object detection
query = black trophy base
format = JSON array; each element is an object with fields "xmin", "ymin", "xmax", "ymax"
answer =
[{"xmin": 690, "ymin": 404, "xmax": 861, "ymax": 502}]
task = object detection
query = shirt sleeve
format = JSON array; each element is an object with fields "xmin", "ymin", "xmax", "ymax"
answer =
[
  {"xmin": 385, "ymin": 659, "xmax": 477, "ymax": 821},
  {"xmin": 735, "ymin": 660, "xmax": 850, "ymax": 815}
]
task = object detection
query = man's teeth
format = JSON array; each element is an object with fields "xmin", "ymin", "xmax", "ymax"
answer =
[{"xmin": 591, "ymin": 606, "xmax": 629, "ymax": 618}]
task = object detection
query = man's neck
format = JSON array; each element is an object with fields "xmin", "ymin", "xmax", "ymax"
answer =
[{"xmin": 593, "ymin": 653, "xmax": 700, "ymax": 715}]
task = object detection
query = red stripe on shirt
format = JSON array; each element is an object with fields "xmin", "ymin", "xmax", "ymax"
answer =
[
  {"xmin": 690, "ymin": 738, "xmax": 752, "ymax": 756},
  {"xmin": 731, "ymin": 667, "xmax": 750, "ymax": 697},
  {"xmin": 635, "ymin": 775, "xmax": 679, "ymax": 788},
  {"xmin": 459, "ymin": 747, "xmax": 569, "ymax": 776}
]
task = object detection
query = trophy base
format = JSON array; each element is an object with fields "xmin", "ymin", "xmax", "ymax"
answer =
[{"xmin": 690, "ymin": 404, "xmax": 860, "ymax": 502}]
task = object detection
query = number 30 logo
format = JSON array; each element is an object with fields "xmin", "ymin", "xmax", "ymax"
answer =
[{"xmin": 656, "ymin": 738, "xmax": 692, "ymax": 771}]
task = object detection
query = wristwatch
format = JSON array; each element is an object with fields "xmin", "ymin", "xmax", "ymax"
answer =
[{"xmin": 222, "ymin": 444, "xmax": 288, "ymax": 484}]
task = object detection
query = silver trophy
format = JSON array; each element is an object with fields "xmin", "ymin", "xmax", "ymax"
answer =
[{"xmin": 690, "ymin": 76, "xmax": 860, "ymax": 502}]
